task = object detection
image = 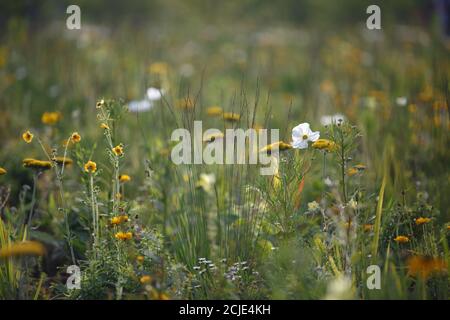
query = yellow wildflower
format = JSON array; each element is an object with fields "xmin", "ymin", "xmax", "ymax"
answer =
[
  {"xmin": 407, "ymin": 255, "xmax": 447, "ymax": 279},
  {"xmin": 259, "ymin": 141, "xmax": 293, "ymax": 154},
  {"xmin": 223, "ymin": 112, "xmax": 240, "ymax": 122},
  {"xmin": 22, "ymin": 131, "xmax": 33, "ymax": 143},
  {"xmin": 415, "ymin": 217, "xmax": 431, "ymax": 226},
  {"xmin": 312, "ymin": 139, "xmax": 336, "ymax": 151},
  {"xmin": 363, "ymin": 224, "xmax": 373, "ymax": 232},
  {"xmin": 41, "ymin": 111, "xmax": 62, "ymax": 125},
  {"xmin": 149, "ymin": 62, "xmax": 168, "ymax": 75},
  {"xmin": 115, "ymin": 231, "xmax": 132, "ymax": 240},
  {"xmin": 140, "ymin": 275, "xmax": 152, "ymax": 284},
  {"xmin": 394, "ymin": 235, "xmax": 410, "ymax": 244},
  {"xmin": 23, "ymin": 158, "xmax": 52, "ymax": 170},
  {"xmin": 84, "ymin": 160, "xmax": 97, "ymax": 173},
  {"xmin": 100, "ymin": 123, "xmax": 109, "ymax": 130},
  {"xmin": 206, "ymin": 106, "xmax": 223, "ymax": 117},
  {"xmin": 119, "ymin": 174, "xmax": 131, "ymax": 183},
  {"xmin": 347, "ymin": 167, "xmax": 358, "ymax": 176},
  {"xmin": 0, "ymin": 167, "xmax": 6, "ymax": 175},
  {"xmin": 0, "ymin": 241, "xmax": 45, "ymax": 259},
  {"xmin": 71, "ymin": 132, "xmax": 81, "ymax": 143},
  {"xmin": 112, "ymin": 145, "xmax": 124, "ymax": 156},
  {"xmin": 136, "ymin": 255, "xmax": 145, "ymax": 263},
  {"xmin": 177, "ymin": 98, "xmax": 194, "ymax": 110},
  {"xmin": 52, "ymin": 156, "xmax": 73, "ymax": 166}
]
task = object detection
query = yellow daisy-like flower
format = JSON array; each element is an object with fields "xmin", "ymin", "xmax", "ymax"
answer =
[
  {"xmin": 84, "ymin": 160, "xmax": 97, "ymax": 173},
  {"xmin": 0, "ymin": 167, "xmax": 6, "ymax": 175},
  {"xmin": 112, "ymin": 145, "xmax": 124, "ymax": 156},
  {"xmin": 203, "ymin": 132, "xmax": 224, "ymax": 143},
  {"xmin": 407, "ymin": 255, "xmax": 447, "ymax": 279},
  {"xmin": 348, "ymin": 164, "xmax": 367, "ymax": 177},
  {"xmin": 206, "ymin": 106, "xmax": 223, "ymax": 117},
  {"xmin": 96, "ymin": 99, "xmax": 105, "ymax": 109},
  {"xmin": 148, "ymin": 62, "xmax": 168, "ymax": 75},
  {"xmin": 0, "ymin": 241, "xmax": 45, "ymax": 259},
  {"xmin": 312, "ymin": 139, "xmax": 336, "ymax": 152},
  {"xmin": 177, "ymin": 98, "xmax": 194, "ymax": 110},
  {"xmin": 71, "ymin": 132, "xmax": 81, "ymax": 143},
  {"xmin": 41, "ymin": 111, "xmax": 62, "ymax": 125},
  {"xmin": 22, "ymin": 131, "xmax": 34, "ymax": 143},
  {"xmin": 52, "ymin": 156, "xmax": 73, "ymax": 166},
  {"xmin": 115, "ymin": 231, "xmax": 132, "ymax": 240},
  {"xmin": 136, "ymin": 255, "xmax": 145, "ymax": 263},
  {"xmin": 415, "ymin": 217, "xmax": 431, "ymax": 226},
  {"xmin": 119, "ymin": 174, "xmax": 131, "ymax": 183},
  {"xmin": 140, "ymin": 275, "xmax": 152, "ymax": 284},
  {"xmin": 259, "ymin": 141, "xmax": 293, "ymax": 154},
  {"xmin": 110, "ymin": 215, "xmax": 129, "ymax": 226},
  {"xmin": 100, "ymin": 123, "xmax": 110, "ymax": 130},
  {"xmin": 394, "ymin": 235, "xmax": 410, "ymax": 244},
  {"xmin": 223, "ymin": 112, "xmax": 241, "ymax": 122},
  {"xmin": 23, "ymin": 158, "xmax": 52, "ymax": 170}
]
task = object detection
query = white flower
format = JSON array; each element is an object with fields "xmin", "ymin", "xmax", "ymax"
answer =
[
  {"xmin": 320, "ymin": 113, "xmax": 346, "ymax": 126},
  {"xmin": 146, "ymin": 87, "xmax": 164, "ymax": 101},
  {"xmin": 128, "ymin": 99, "xmax": 153, "ymax": 113},
  {"xmin": 196, "ymin": 173, "xmax": 216, "ymax": 194},
  {"xmin": 324, "ymin": 276, "xmax": 354, "ymax": 300},
  {"xmin": 395, "ymin": 96, "xmax": 407, "ymax": 106},
  {"xmin": 307, "ymin": 201, "xmax": 320, "ymax": 211},
  {"xmin": 291, "ymin": 123, "xmax": 320, "ymax": 149}
]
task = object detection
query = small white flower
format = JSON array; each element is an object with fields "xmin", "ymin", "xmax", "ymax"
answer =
[
  {"xmin": 395, "ymin": 96, "xmax": 407, "ymax": 106},
  {"xmin": 307, "ymin": 201, "xmax": 320, "ymax": 211},
  {"xmin": 291, "ymin": 122, "xmax": 320, "ymax": 149},
  {"xmin": 320, "ymin": 113, "xmax": 346, "ymax": 126},
  {"xmin": 196, "ymin": 173, "xmax": 216, "ymax": 193},
  {"xmin": 146, "ymin": 87, "xmax": 164, "ymax": 101},
  {"xmin": 128, "ymin": 99, "xmax": 153, "ymax": 113}
]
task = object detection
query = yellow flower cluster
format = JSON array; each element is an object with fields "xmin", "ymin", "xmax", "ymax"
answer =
[{"xmin": 110, "ymin": 215, "xmax": 129, "ymax": 226}]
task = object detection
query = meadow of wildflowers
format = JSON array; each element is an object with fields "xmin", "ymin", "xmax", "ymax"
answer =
[{"xmin": 0, "ymin": 1, "xmax": 448, "ymax": 301}]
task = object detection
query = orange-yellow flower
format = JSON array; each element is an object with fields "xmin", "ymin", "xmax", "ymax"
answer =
[
  {"xmin": 312, "ymin": 139, "xmax": 336, "ymax": 152},
  {"xmin": 41, "ymin": 111, "xmax": 62, "ymax": 125},
  {"xmin": 23, "ymin": 158, "xmax": 52, "ymax": 170},
  {"xmin": 0, "ymin": 167, "xmax": 6, "ymax": 175},
  {"xmin": 259, "ymin": 141, "xmax": 293, "ymax": 154},
  {"xmin": 119, "ymin": 174, "xmax": 131, "ymax": 183},
  {"xmin": 115, "ymin": 231, "xmax": 132, "ymax": 240},
  {"xmin": 394, "ymin": 235, "xmax": 410, "ymax": 244},
  {"xmin": 223, "ymin": 112, "xmax": 240, "ymax": 122},
  {"xmin": 0, "ymin": 241, "xmax": 45, "ymax": 258},
  {"xmin": 52, "ymin": 156, "xmax": 73, "ymax": 166},
  {"xmin": 140, "ymin": 275, "xmax": 152, "ymax": 284},
  {"xmin": 136, "ymin": 255, "xmax": 145, "ymax": 263},
  {"xmin": 415, "ymin": 217, "xmax": 431, "ymax": 226},
  {"xmin": 112, "ymin": 145, "xmax": 124, "ymax": 156},
  {"xmin": 206, "ymin": 106, "xmax": 223, "ymax": 117},
  {"xmin": 84, "ymin": 160, "xmax": 97, "ymax": 173},
  {"xmin": 407, "ymin": 255, "xmax": 447, "ymax": 279},
  {"xmin": 71, "ymin": 132, "xmax": 81, "ymax": 143},
  {"xmin": 22, "ymin": 131, "xmax": 33, "ymax": 143},
  {"xmin": 100, "ymin": 123, "xmax": 110, "ymax": 130},
  {"xmin": 363, "ymin": 224, "xmax": 373, "ymax": 232}
]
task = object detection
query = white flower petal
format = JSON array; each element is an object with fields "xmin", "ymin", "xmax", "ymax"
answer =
[
  {"xmin": 292, "ymin": 139, "xmax": 308, "ymax": 149},
  {"xmin": 309, "ymin": 131, "xmax": 320, "ymax": 142}
]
